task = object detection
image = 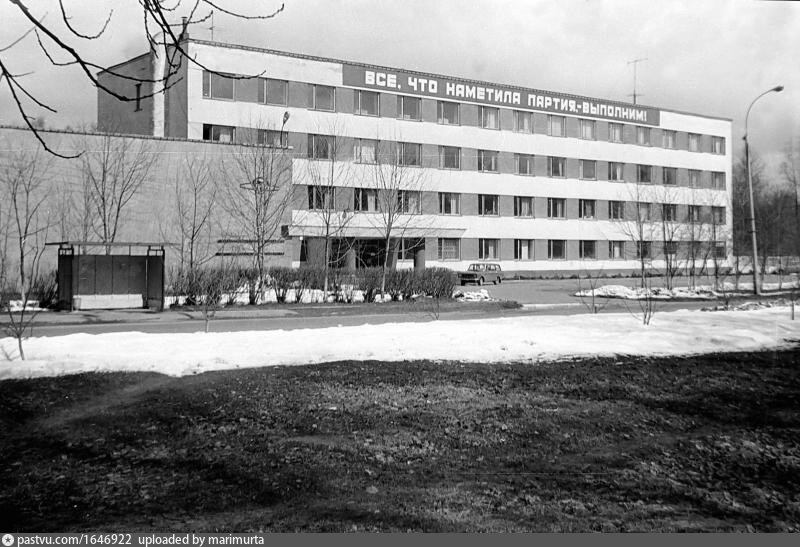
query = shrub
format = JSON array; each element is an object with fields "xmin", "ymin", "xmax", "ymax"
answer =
[
  {"xmin": 269, "ymin": 266, "xmax": 296, "ymax": 303},
  {"xmin": 386, "ymin": 269, "xmax": 414, "ymax": 300},
  {"xmin": 357, "ymin": 267, "xmax": 384, "ymax": 303},
  {"xmin": 31, "ymin": 270, "xmax": 58, "ymax": 309},
  {"xmin": 415, "ymin": 267, "xmax": 456, "ymax": 299}
]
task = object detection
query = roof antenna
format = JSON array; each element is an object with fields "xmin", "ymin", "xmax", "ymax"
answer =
[
  {"xmin": 627, "ymin": 57, "xmax": 648, "ymax": 105},
  {"xmin": 207, "ymin": 11, "xmax": 219, "ymax": 41}
]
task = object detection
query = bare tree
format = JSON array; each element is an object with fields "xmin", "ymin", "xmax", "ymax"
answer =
[
  {"xmin": 781, "ymin": 136, "xmax": 800, "ymax": 263},
  {"xmin": 653, "ymin": 186, "xmax": 682, "ymax": 290},
  {"xmin": 220, "ymin": 119, "xmax": 294, "ymax": 303},
  {"xmin": 368, "ymin": 140, "xmax": 432, "ymax": 296},
  {"xmin": 1, "ymin": 146, "xmax": 53, "ymax": 360},
  {"xmin": 683, "ymin": 186, "xmax": 708, "ymax": 290},
  {"xmin": 302, "ymin": 125, "xmax": 356, "ymax": 298},
  {"xmin": 172, "ymin": 155, "xmax": 219, "ymax": 273},
  {"xmin": 1, "ymin": 1, "xmax": 285, "ymax": 157},
  {"xmin": 621, "ymin": 179, "xmax": 656, "ymax": 288},
  {"xmin": 80, "ymin": 133, "xmax": 157, "ymax": 248}
]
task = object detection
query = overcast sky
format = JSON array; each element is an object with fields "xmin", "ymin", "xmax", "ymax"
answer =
[{"xmin": 1, "ymin": 0, "xmax": 797, "ymax": 174}]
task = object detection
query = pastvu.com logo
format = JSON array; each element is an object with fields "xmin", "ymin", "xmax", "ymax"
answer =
[{"xmin": 2, "ymin": 534, "xmax": 15, "ymax": 547}]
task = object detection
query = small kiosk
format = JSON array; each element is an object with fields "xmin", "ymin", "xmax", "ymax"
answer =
[{"xmin": 48, "ymin": 241, "xmax": 167, "ymax": 311}]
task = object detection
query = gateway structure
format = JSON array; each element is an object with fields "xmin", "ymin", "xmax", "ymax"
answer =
[{"xmin": 98, "ymin": 38, "xmax": 732, "ymax": 274}]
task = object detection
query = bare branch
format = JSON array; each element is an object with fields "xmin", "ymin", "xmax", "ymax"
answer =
[{"xmin": 59, "ymin": 0, "xmax": 113, "ymax": 40}]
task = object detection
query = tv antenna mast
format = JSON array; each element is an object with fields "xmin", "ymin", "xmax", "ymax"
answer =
[
  {"xmin": 207, "ymin": 11, "xmax": 220, "ymax": 41},
  {"xmin": 627, "ymin": 57, "xmax": 648, "ymax": 104}
]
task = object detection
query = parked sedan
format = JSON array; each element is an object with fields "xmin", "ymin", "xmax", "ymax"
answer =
[{"xmin": 458, "ymin": 263, "xmax": 503, "ymax": 286}]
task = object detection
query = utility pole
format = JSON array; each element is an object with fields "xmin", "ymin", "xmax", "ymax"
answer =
[{"xmin": 627, "ymin": 57, "xmax": 648, "ymax": 105}]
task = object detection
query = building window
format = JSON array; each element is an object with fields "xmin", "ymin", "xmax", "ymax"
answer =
[
  {"xmin": 134, "ymin": 83, "xmax": 142, "ymax": 111},
  {"xmin": 688, "ymin": 205, "xmax": 702, "ymax": 223},
  {"xmin": 355, "ymin": 90, "xmax": 380, "ymax": 116},
  {"xmin": 712, "ymin": 171, "xmax": 726, "ymax": 189},
  {"xmin": 712, "ymin": 136, "xmax": 726, "ymax": 155},
  {"xmin": 513, "ymin": 110, "xmax": 532, "ymax": 133},
  {"xmin": 397, "ymin": 95, "xmax": 421, "ymax": 120},
  {"xmin": 579, "ymin": 240, "xmax": 596, "ymax": 259},
  {"xmin": 354, "ymin": 139, "xmax": 378, "ymax": 163},
  {"xmin": 261, "ymin": 78, "xmax": 288, "ymax": 105},
  {"xmin": 663, "ymin": 167, "xmax": 677, "ymax": 185},
  {"xmin": 579, "ymin": 199, "xmax": 596, "ymax": 219},
  {"xmin": 548, "ymin": 115, "xmax": 566, "ymax": 137},
  {"xmin": 713, "ymin": 242, "xmax": 727, "ymax": 259},
  {"xmin": 547, "ymin": 197, "xmax": 566, "ymax": 219},
  {"xmin": 257, "ymin": 129, "xmax": 287, "ymax": 147},
  {"xmin": 354, "ymin": 188, "xmax": 377, "ymax": 212},
  {"xmin": 664, "ymin": 241, "xmax": 678, "ymax": 257},
  {"xmin": 478, "ymin": 194, "xmax": 499, "ymax": 216},
  {"xmin": 608, "ymin": 200, "xmax": 625, "ymax": 220},
  {"xmin": 399, "ymin": 142, "xmax": 421, "ymax": 166},
  {"xmin": 440, "ymin": 146, "xmax": 461, "ymax": 169},
  {"xmin": 479, "ymin": 238, "xmax": 499, "ymax": 260},
  {"xmin": 580, "ymin": 159, "xmax": 596, "ymax": 180},
  {"xmin": 480, "ymin": 106, "xmax": 499, "ymax": 129},
  {"xmin": 637, "ymin": 202, "xmax": 652, "ymax": 221},
  {"xmin": 636, "ymin": 241, "xmax": 652, "ymax": 259},
  {"xmin": 514, "ymin": 239, "xmax": 534, "ymax": 260},
  {"xmin": 308, "ymin": 134, "xmax": 333, "ymax": 159},
  {"xmin": 478, "ymin": 150, "xmax": 499, "ymax": 172},
  {"xmin": 579, "ymin": 119, "xmax": 596, "ymax": 140},
  {"xmin": 548, "ymin": 239, "xmax": 566, "ymax": 260},
  {"xmin": 438, "ymin": 101, "xmax": 459, "ymax": 124},
  {"xmin": 608, "ymin": 122, "xmax": 623, "ymax": 143},
  {"xmin": 437, "ymin": 238, "xmax": 460, "ymax": 260},
  {"xmin": 308, "ymin": 185, "xmax": 334, "ymax": 210},
  {"xmin": 712, "ymin": 206, "xmax": 726, "ymax": 225},
  {"xmin": 202, "ymin": 124, "xmax": 235, "ymax": 142},
  {"xmin": 608, "ymin": 162, "xmax": 624, "ymax": 182},
  {"xmin": 310, "ymin": 85, "xmax": 335, "ymax": 111},
  {"xmin": 202, "ymin": 71, "xmax": 234, "ymax": 100},
  {"xmin": 516, "ymin": 154, "xmax": 534, "ymax": 175},
  {"xmin": 689, "ymin": 169, "xmax": 701, "ymax": 187},
  {"xmin": 636, "ymin": 126, "xmax": 651, "ymax": 146},
  {"xmin": 637, "ymin": 164, "xmax": 652, "ymax": 183},
  {"xmin": 397, "ymin": 190, "xmax": 421, "ymax": 214},
  {"xmin": 609, "ymin": 240, "xmax": 625, "ymax": 259},
  {"xmin": 662, "ymin": 203, "xmax": 677, "ymax": 222},
  {"xmin": 514, "ymin": 196, "xmax": 533, "ymax": 217},
  {"xmin": 439, "ymin": 192, "xmax": 460, "ymax": 215},
  {"xmin": 688, "ymin": 133, "xmax": 700, "ymax": 152},
  {"xmin": 397, "ymin": 238, "xmax": 424, "ymax": 261},
  {"xmin": 548, "ymin": 156, "xmax": 566, "ymax": 178},
  {"xmin": 662, "ymin": 130, "xmax": 676, "ymax": 149}
]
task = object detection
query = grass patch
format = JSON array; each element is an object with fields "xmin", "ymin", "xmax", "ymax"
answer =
[{"xmin": 1, "ymin": 349, "xmax": 799, "ymax": 532}]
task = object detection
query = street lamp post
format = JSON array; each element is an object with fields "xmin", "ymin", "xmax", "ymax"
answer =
[{"xmin": 743, "ymin": 85, "xmax": 783, "ymax": 295}]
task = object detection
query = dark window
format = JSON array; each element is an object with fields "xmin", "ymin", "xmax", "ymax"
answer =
[
  {"xmin": 355, "ymin": 90, "xmax": 380, "ymax": 116},
  {"xmin": 548, "ymin": 156, "xmax": 566, "ymax": 178},
  {"xmin": 579, "ymin": 119, "xmax": 596, "ymax": 140},
  {"xmin": 608, "ymin": 201, "xmax": 625, "ymax": 220},
  {"xmin": 712, "ymin": 171, "xmax": 726, "ymax": 189},
  {"xmin": 311, "ymin": 85, "xmax": 335, "ymax": 111},
  {"xmin": 637, "ymin": 164, "xmax": 652, "ymax": 183},
  {"xmin": 478, "ymin": 239, "xmax": 499, "ymax": 260},
  {"xmin": 608, "ymin": 122, "xmax": 623, "ymax": 142},
  {"xmin": 354, "ymin": 188, "xmax": 377, "ymax": 212},
  {"xmin": 354, "ymin": 139, "xmax": 377, "ymax": 163},
  {"xmin": 397, "ymin": 190, "xmax": 421, "ymax": 214},
  {"xmin": 437, "ymin": 238, "xmax": 460, "ymax": 260},
  {"xmin": 480, "ymin": 106, "xmax": 499, "ymax": 129},
  {"xmin": 548, "ymin": 239, "xmax": 566, "ymax": 260},
  {"xmin": 478, "ymin": 194, "xmax": 499, "ymax": 216},
  {"xmin": 663, "ymin": 167, "xmax": 677, "ymax": 185},
  {"xmin": 202, "ymin": 71, "xmax": 234, "ymax": 100},
  {"xmin": 580, "ymin": 159, "xmax": 596, "ymax": 180},
  {"xmin": 438, "ymin": 101, "xmax": 459, "ymax": 124},
  {"xmin": 257, "ymin": 129, "xmax": 287, "ymax": 147},
  {"xmin": 514, "ymin": 110, "xmax": 532, "ymax": 133},
  {"xmin": 514, "ymin": 196, "xmax": 533, "ymax": 217},
  {"xmin": 440, "ymin": 146, "xmax": 461, "ymax": 169},
  {"xmin": 399, "ymin": 143, "xmax": 421, "ymax": 166},
  {"xmin": 308, "ymin": 134, "xmax": 333, "ymax": 159},
  {"xmin": 579, "ymin": 199, "xmax": 596, "ymax": 219},
  {"xmin": 548, "ymin": 115, "xmax": 565, "ymax": 137},
  {"xmin": 662, "ymin": 204, "xmax": 677, "ymax": 222},
  {"xmin": 689, "ymin": 169, "xmax": 701, "ymax": 187},
  {"xmin": 398, "ymin": 96, "xmax": 421, "ymax": 120},
  {"xmin": 712, "ymin": 136, "xmax": 726, "ymax": 155},
  {"xmin": 608, "ymin": 162, "xmax": 624, "ymax": 182},
  {"xmin": 636, "ymin": 126, "xmax": 651, "ymax": 145},
  {"xmin": 712, "ymin": 206, "xmax": 726, "ymax": 224},
  {"xmin": 478, "ymin": 150, "xmax": 499, "ymax": 172},
  {"xmin": 514, "ymin": 239, "xmax": 534, "ymax": 260},
  {"xmin": 579, "ymin": 240, "xmax": 596, "ymax": 259},
  {"xmin": 663, "ymin": 130, "xmax": 676, "ymax": 149},
  {"xmin": 609, "ymin": 240, "xmax": 625, "ymax": 259},
  {"xmin": 547, "ymin": 198, "xmax": 566, "ymax": 218},
  {"xmin": 202, "ymin": 124, "xmax": 235, "ymax": 143},
  {"xmin": 517, "ymin": 154, "xmax": 534, "ymax": 175},
  {"xmin": 688, "ymin": 205, "xmax": 702, "ymax": 223},
  {"xmin": 308, "ymin": 186, "xmax": 334, "ymax": 210},
  {"xmin": 636, "ymin": 241, "xmax": 652, "ymax": 259},
  {"xmin": 263, "ymin": 78, "xmax": 288, "ymax": 105},
  {"xmin": 439, "ymin": 192, "xmax": 460, "ymax": 215}
]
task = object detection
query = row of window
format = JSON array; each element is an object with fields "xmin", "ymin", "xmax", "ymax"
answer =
[
  {"xmin": 435, "ymin": 238, "xmax": 727, "ymax": 261},
  {"xmin": 305, "ymin": 134, "xmax": 727, "ymax": 187},
  {"xmin": 308, "ymin": 186, "xmax": 727, "ymax": 224},
  {"xmin": 200, "ymin": 71, "xmax": 727, "ymax": 153}
]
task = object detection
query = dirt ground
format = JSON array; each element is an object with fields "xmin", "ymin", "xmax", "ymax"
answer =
[{"xmin": 1, "ymin": 349, "xmax": 799, "ymax": 532}]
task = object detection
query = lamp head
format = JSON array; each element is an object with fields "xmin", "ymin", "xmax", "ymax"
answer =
[
  {"xmin": 773, "ymin": 85, "xmax": 784, "ymax": 92},
  {"xmin": 283, "ymin": 111, "xmax": 291, "ymax": 123}
]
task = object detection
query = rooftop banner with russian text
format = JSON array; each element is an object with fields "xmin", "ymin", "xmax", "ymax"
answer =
[{"xmin": 341, "ymin": 64, "xmax": 660, "ymax": 126}]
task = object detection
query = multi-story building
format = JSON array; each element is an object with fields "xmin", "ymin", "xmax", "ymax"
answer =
[{"xmin": 98, "ymin": 37, "xmax": 732, "ymax": 274}]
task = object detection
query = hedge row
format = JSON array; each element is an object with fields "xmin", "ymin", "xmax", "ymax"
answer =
[{"xmin": 167, "ymin": 266, "xmax": 457, "ymax": 305}]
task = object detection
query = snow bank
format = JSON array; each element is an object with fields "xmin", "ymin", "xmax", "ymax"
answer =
[
  {"xmin": 576, "ymin": 280, "xmax": 800, "ymax": 301},
  {"xmin": 455, "ymin": 289, "xmax": 495, "ymax": 302},
  {"xmin": 1, "ymin": 307, "xmax": 798, "ymax": 380}
]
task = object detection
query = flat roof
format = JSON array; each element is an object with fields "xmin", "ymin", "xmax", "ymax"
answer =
[{"xmin": 184, "ymin": 38, "xmax": 732, "ymax": 123}]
